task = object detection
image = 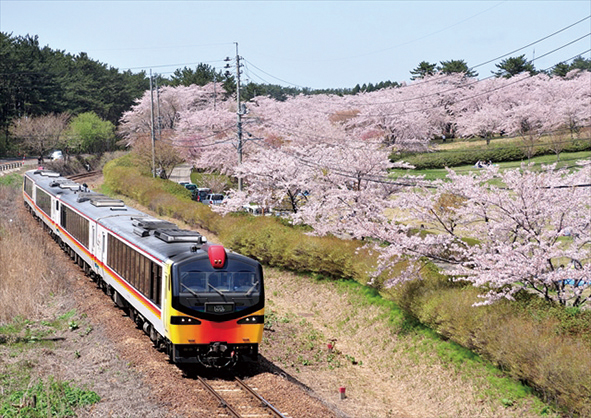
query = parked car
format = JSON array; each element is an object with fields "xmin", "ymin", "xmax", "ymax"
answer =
[
  {"xmin": 204, "ymin": 193, "xmax": 224, "ymax": 205},
  {"xmin": 191, "ymin": 188, "xmax": 211, "ymax": 202},
  {"xmin": 50, "ymin": 150, "xmax": 63, "ymax": 161},
  {"xmin": 183, "ymin": 183, "xmax": 197, "ymax": 191},
  {"xmin": 242, "ymin": 204, "xmax": 270, "ymax": 216}
]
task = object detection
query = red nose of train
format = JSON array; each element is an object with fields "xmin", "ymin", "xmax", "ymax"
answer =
[{"xmin": 208, "ymin": 245, "xmax": 226, "ymax": 269}]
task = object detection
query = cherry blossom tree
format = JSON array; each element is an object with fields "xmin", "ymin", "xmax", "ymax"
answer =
[
  {"xmin": 131, "ymin": 130, "xmax": 184, "ymax": 179},
  {"xmin": 118, "ymin": 83, "xmax": 223, "ymax": 146},
  {"xmin": 174, "ymin": 106, "xmax": 238, "ymax": 174},
  {"xmin": 365, "ymin": 162, "xmax": 591, "ymax": 307},
  {"xmin": 214, "ymin": 145, "xmax": 312, "ymax": 215}
]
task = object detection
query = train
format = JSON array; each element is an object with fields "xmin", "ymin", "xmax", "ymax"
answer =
[{"xmin": 23, "ymin": 169, "xmax": 264, "ymax": 368}]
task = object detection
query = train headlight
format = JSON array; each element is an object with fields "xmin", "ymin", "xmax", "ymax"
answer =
[
  {"xmin": 237, "ymin": 315, "xmax": 264, "ymax": 324},
  {"xmin": 171, "ymin": 316, "xmax": 201, "ymax": 325}
]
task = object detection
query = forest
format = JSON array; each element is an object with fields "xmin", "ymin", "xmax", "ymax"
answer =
[{"xmin": 2, "ymin": 31, "xmax": 590, "ymax": 157}]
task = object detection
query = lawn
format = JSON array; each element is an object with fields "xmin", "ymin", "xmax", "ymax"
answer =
[{"xmin": 391, "ymin": 150, "xmax": 591, "ymax": 181}]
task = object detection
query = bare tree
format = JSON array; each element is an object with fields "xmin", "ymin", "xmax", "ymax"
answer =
[
  {"xmin": 131, "ymin": 131, "xmax": 184, "ymax": 179},
  {"xmin": 10, "ymin": 113, "xmax": 70, "ymax": 160}
]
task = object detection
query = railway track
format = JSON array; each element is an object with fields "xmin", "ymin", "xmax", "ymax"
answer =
[
  {"xmin": 66, "ymin": 170, "xmax": 100, "ymax": 181},
  {"xmin": 198, "ymin": 376, "xmax": 289, "ymax": 418}
]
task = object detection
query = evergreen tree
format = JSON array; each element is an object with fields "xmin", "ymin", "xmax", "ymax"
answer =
[
  {"xmin": 169, "ymin": 63, "xmax": 224, "ymax": 87},
  {"xmin": 569, "ymin": 55, "xmax": 591, "ymax": 72},
  {"xmin": 410, "ymin": 61, "xmax": 437, "ymax": 80},
  {"xmin": 552, "ymin": 62, "xmax": 572, "ymax": 77},
  {"xmin": 493, "ymin": 54, "xmax": 536, "ymax": 78},
  {"xmin": 438, "ymin": 59, "xmax": 478, "ymax": 77}
]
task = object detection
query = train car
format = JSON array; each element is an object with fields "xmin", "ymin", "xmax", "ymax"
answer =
[{"xmin": 23, "ymin": 169, "xmax": 264, "ymax": 368}]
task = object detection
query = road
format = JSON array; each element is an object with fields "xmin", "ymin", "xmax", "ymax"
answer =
[{"xmin": 167, "ymin": 162, "xmax": 191, "ymax": 183}]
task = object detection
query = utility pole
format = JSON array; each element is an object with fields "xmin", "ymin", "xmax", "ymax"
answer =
[
  {"xmin": 213, "ymin": 69, "xmax": 217, "ymax": 111},
  {"xmin": 149, "ymin": 69, "xmax": 156, "ymax": 178},
  {"xmin": 156, "ymin": 75, "xmax": 162, "ymax": 140},
  {"xmin": 226, "ymin": 42, "xmax": 245, "ymax": 191}
]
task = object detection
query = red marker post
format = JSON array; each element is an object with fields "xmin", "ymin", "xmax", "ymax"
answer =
[{"xmin": 339, "ymin": 387, "xmax": 346, "ymax": 400}]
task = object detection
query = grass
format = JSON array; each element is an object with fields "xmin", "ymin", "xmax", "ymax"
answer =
[
  {"xmin": 0, "ymin": 182, "xmax": 100, "ymax": 417},
  {"xmin": 0, "ymin": 373, "xmax": 100, "ymax": 418},
  {"xmin": 391, "ymin": 150, "xmax": 591, "ymax": 181},
  {"xmin": 0, "ymin": 314, "xmax": 100, "ymax": 418},
  {"xmin": 328, "ymin": 277, "xmax": 557, "ymax": 415}
]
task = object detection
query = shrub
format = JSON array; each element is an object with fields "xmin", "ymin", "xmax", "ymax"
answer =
[
  {"xmin": 384, "ymin": 270, "xmax": 591, "ymax": 416},
  {"xmin": 396, "ymin": 138, "xmax": 591, "ymax": 169}
]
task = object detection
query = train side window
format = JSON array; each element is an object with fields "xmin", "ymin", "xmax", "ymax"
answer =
[
  {"xmin": 116, "ymin": 238, "xmax": 122, "ymax": 275},
  {"xmin": 142, "ymin": 256, "xmax": 149, "ymax": 299},
  {"xmin": 123, "ymin": 244, "xmax": 129, "ymax": 280},
  {"xmin": 135, "ymin": 251, "xmax": 143, "ymax": 294},
  {"xmin": 138, "ymin": 254, "xmax": 146, "ymax": 296}
]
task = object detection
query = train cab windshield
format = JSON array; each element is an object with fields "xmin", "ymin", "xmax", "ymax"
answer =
[{"xmin": 172, "ymin": 256, "xmax": 263, "ymax": 320}]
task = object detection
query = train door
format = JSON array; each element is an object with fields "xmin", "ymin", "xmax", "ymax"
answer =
[
  {"xmin": 90, "ymin": 224, "xmax": 98, "ymax": 274},
  {"xmin": 51, "ymin": 197, "xmax": 60, "ymax": 233},
  {"xmin": 94, "ymin": 226, "xmax": 107, "ymax": 277}
]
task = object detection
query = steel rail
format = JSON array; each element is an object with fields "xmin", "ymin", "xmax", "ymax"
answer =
[
  {"xmin": 67, "ymin": 171, "xmax": 100, "ymax": 181},
  {"xmin": 234, "ymin": 377, "xmax": 287, "ymax": 418},
  {"xmin": 197, "ymin": 376, "xmax": 243, "ymax": 418}
]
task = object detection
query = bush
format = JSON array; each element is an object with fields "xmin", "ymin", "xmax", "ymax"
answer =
[
  {"xmin": 384, "ymin": 271, "xmax": 591, "ymax": 416},
  {"xmin": 396, "ymin": 138, "xmax": 591, "ymax": 169}
]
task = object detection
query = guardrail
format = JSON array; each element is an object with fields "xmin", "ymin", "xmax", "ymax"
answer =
[{"xmin": 0, "ymin": 160, "xmax": 25, "ymax": 173}]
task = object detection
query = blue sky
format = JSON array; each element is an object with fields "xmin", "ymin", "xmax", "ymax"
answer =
[{"xmin": 1, "ymin": 1, "xmax": 589, "ymax": 89}]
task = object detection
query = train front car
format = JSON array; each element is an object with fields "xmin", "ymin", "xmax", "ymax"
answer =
[{"xmin": 166, "ymin": 243, "xmax": 264, "ymax": 368}]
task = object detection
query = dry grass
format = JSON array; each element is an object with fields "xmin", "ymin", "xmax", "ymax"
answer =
[
  {"xmin": 262, "ymin": 269, "xmax": 554, "ymax": 418},
  {"xmin": 0, "ymin": 185, "xmax": 69, "ymax": 323}
]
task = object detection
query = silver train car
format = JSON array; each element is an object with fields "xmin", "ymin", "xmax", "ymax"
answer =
[{"xmin": 23, "ymin": 169, "xmax": 265, "ymax": 368}]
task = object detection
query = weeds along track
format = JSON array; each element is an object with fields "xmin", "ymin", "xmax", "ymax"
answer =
[{"xmin": 197, "ymin": 376, "xmax": 288, "ymax": 418}]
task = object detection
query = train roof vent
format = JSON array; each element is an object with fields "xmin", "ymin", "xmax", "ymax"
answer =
[
  {"xmin": 76, "ymin": 192, "xmax": 95, "ymax": 203},
  {"xmin": 49, "ymin": 179, "xmax": 69, "ymax": 187},
  {"xmin": 154, "ymin": 228, "xmax": 206, "ymax": 244},
  {"xmin": 133, "ymin": 227, "xmax": 150, "ymax": 238},
  {"xmin": 131, "ymin": 218, "xmax": 177, "ymax": 230},
  {"xmin": 89, "ymin": 195, "xmax": 125, "ymax": 208},
  {"xmin": 59, "ymin": 181, "xmax": 81, "ymax": 190},
  {"xmin": 36, "ymin": 170, "xmax": 60, "ymax": 178}
]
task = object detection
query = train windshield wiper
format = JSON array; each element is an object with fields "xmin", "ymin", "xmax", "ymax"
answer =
[
  {"xmin": 208, "ymin": 283, "xmax": 227, "ymax": 301},
  {"xmin": 181, "ymin": 283, "xmax": 201, "ymax": 300},
  {"xmin": 246, "ymin": 281, "xmax": 259, "ymax": 297}
]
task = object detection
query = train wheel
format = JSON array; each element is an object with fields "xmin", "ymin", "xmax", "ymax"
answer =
[{"xmin": 129, "ymin": 309, "xmax": 137, "ymax": 326}]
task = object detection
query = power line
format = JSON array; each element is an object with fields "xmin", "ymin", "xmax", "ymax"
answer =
[
  {"xmin": 249, "ymin": 136, "xmax": 591, "ymax": 191},
  {"xmin": 240, "ymin": 15, "xmax": 590, "ymax": 91},
  {"xmin": 469, "ymin": 15, "xmax": 591, "ymax": 71},
  {"xmin": 242, "ymin": 59, "xmax": 307, "ymax": 89}
]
